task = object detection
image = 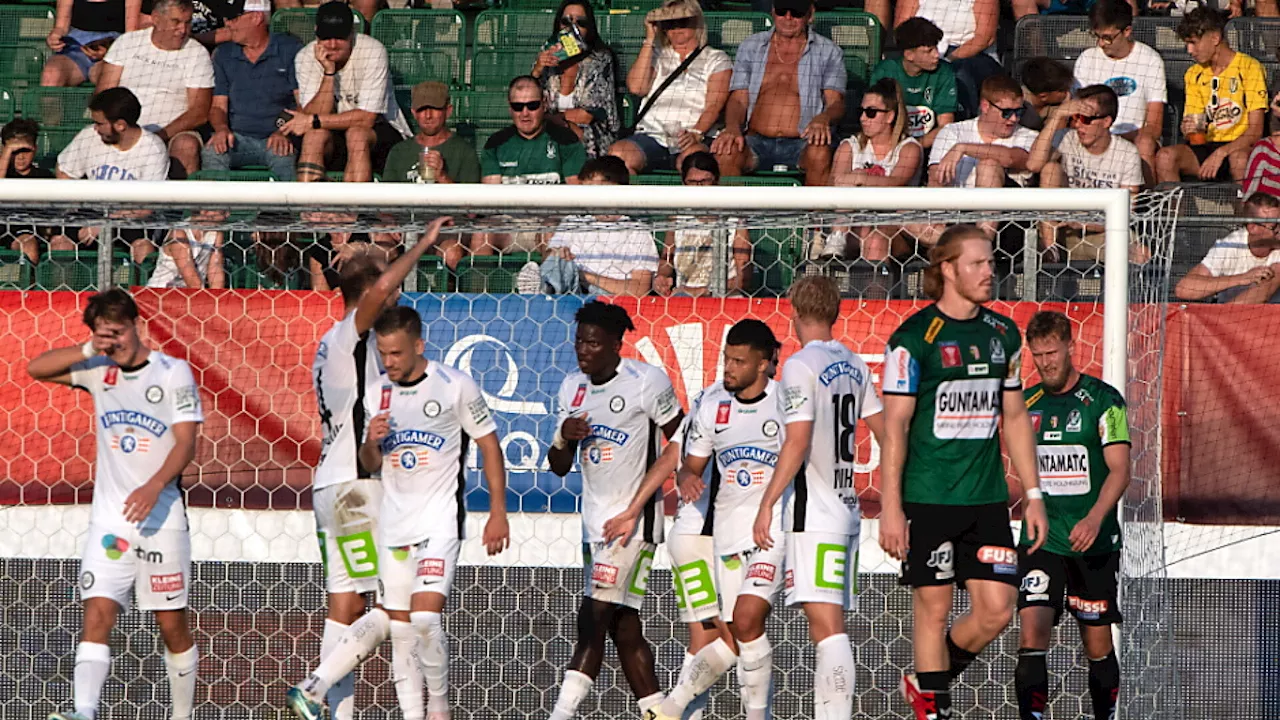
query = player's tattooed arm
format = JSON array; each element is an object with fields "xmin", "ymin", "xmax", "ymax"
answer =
[
  {"xmin": 603, "ymin": 439, "xmax": 681, "ymax": 545},
  {"xmin": 123, "ymin": 421, "xmax": 199, "ymax": 524},
  {"xmin": 877, "ymin": 394, "xmax": 914, "ymax": 561},
  {"xmin": 27, "ymin": 324, "xmax": 123, "ymax": 386},
  {"xmin": 359, "ymin": 412, "xmax": 391, "ymax": 474},
  {"xmin": 353, "ymin": 215, "xmax": 453, "ymax": 334},
  {"xmin": 475, "ymin": 432, "xmax": 511, "ymax": 556}
]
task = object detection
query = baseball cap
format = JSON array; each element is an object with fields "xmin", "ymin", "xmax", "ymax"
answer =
[
  {"xmin": 773, "ymin": 0, "xmax": 812, "ymax": 15},
  {"xmin": 412, "ymin": 81, "xmax": 450, "ymax": 111},
  {"xmin": 218, "ymin": 0, "xmax": 270, "ymax": 19},
  {"xmin": 315, "ymin": 2, "xmax": 355, "ymax": 40}
]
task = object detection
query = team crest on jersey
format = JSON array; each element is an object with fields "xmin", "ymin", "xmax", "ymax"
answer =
[
  {"xmin": 104, "ymin": 366, "xmax": 119, "ymax": 386},
  {"xmin": 1066, "ymin": 409, "xmax": 1083, "ymax": 433},
  {"xmin": 571, "ymin": 384, "xmax": 587, "ymax": 408},
  {"xmin": 939, "ymin": 342, "xmax": 961, "ymax": 368},
  {"xmin": 733, "ymin": 467, "xmax": 767, "ymax": 488},
  {"xmin": 392, "ymin": 449, "xmax": 431, "ymax": 470},
  {"xmin": 145, "ymin": 386, "xmax": 164, "ymax": 404},
  {"xmin": 585, "ymin": 444, "xmax": 614, "ymax": 464},
  {"xmin": 609, "ymin": 396, "xmax": 625, "ymax": 413},
  {"xmin": 1030, "ymin": 411, "xmax": 1042, "ymax": 433},
  {"xmin": 423, "ymin": 400, "xmax": 442, "ymax": 417},
  {"xmin": 989, "ymin": 339, "xmax": 1005, "ymax": 364},
  {"xmin": 716, "ymin": 401, "xmax": 732, "ymax": 425},
  {"xmin": 111, "ymin": 433, "xmax": 151, "ymax": 454},
  {"xmin": 381, "ymin": 386, "xmax": 393, "ymax": 411},
  {"xmin": 762, "ymin": 419, "xmax": 779, "ymax": 437}
]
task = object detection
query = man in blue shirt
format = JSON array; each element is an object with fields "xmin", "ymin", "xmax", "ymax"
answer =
[{"xmin": 201, "ymin": 0, "xmax": 301, "ymax": 180}]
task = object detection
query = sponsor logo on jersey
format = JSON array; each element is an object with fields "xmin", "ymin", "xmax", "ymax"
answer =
[
  {"xmin": 933, "ymin": 379, "xmax": 1001, "ymax": 439},
  {"xmin": 609, "ymin": 396, "xmax": 626, "ymax": 413},
  {"xmin": 733, "ymin": 467, "xmax": 767, "ymax": 487},
  {"xmin": 571, "ymin": 384, "xmax": 587, "ymax": 408},
  {"xmin": 467, "ymin": 397, "xmax": 491, "ymax": 425},
  {"xmin": 1068, "ymin": 595, "xmax": 1108, "ymax": 619},
  {"xmin": 924, "ymin": 317, "xmax": 945, "ymax": 344},
  {"xmin": 392, "ymin": 449, "xmax": 431, "ymax": 470},
  {"xmin": 1075, "ymin": 387, "xmax": 1094, "ymax": 406},
  {"xmin": 939, "ymin": 342, "xmax": 962, "ymax": 368},
  {"xmin": 967, "ymin": 363, "xmax": 989, "ymax": 376},
  {"xmin": 1044, "ymin": 431, "xmax": 1062, "ymax": 441},
  {"xmin": 145, "ymin": 385, "xmax": 164, "ymax": 403},
  {"xmin": 150, "ymin": 573, "xmax": 185, "ymax": 593},
  {"xmin": 716, "ymin": 401, "xmax": 731, "ymax": 426},
  {"xmin": 80, "ymin": 571, "xmax": 95, "ymax": 590},
  {"xmin": 717, "ymin": 445, "xmax": 780, "ymax": 467},
  {"xmin": 316, "ymin": 341, "xmax": 328, "ymax": 360},
  {"xmin": 818, "ymin": 361, "xmax": 862, "ymax": 387},
  {"xmin": 392, "ymin": 546, "xmax": 410, "ymax": 561},
  {"xmin": 417, "ymin": 558, "xmax": 446, "ymax": 577},
  {"xmin": 1030, "ymin": 411, "xmax": 1042, "ymax": 433},
  {"xmin": 983, "ymin": 314, "xmax": 1008, "ymax": 335},
  {"xmin": 104, "ymin": 366, "xmax": 119, "ymax": 386},
  {"xmin": 585, "ymin": 444, "xmax": 614, "ymax": 464},
  {"xmin": 383, "ymin": 429, "xmax": 446, "ymax": 451},
  {"xmin": 110, "ymin": 433, "xmax": 151, "ymax": 454},
  {"xmin": 101, "ymin": 534, "xmax": 129, "ymax": 560},
  {"xmin": 1106, "ymin": 75, "xmax": 1137, "ymax": 97},
  {"xmin": 174, "ymin": 385, "xmax": 199, "ymax": 413},
  {"xmin": 1020, "ymin": 569, "xmax": 1051, "ymax": 602},
  {"xmin": 927, "ymin": 541, "xmax": 955, "ymax": 580},
  {"xmin": 592, "ymin": 562, "xmax": 619, "ymax": 587},
  {"xmin": 746, "ymin": 562, "xmax": 777, "ymax": 582},
  {"xmin": 990, "ymin": 338, "xmax": 1006, "ymax": 364},
  {"xmin": 783, "ymin": 384, "xmax": 807, "ymax": 411},
  {"xmin": 587, "ymin": 424, "xmax": 630, "ymax": 446},
  {"xmin": 424, "ymin": 400, "xmax": 442, "ymax": 417},
  {"xmin": 885, "ymin": 345, "xmax": 919, "ymax": 393},
  {"xmin": 1038, "ymin": 445, "xmax": 1090, "ymax": 495},
  {"xmin": 784, "ymin": 568, "xmax": 795, "ymax": 589},
  {"xmin": 977, "ymin": 545, "xmax": 1018, "ymax": 575},
  {"xmin": 380, "ymin": 386, "xmax": 392, "ymax": 411},
  {"xmin": 100, "ymin": 411, "xmax": 168, "ymax": 437},
  {"xmin": 1066, "ymin": 409, "xmax": 1083, "ymax": 433}
]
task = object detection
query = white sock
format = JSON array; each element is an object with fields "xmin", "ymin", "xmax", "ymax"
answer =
[
  {"xmin": 679, "ymin": 653, "xmax": 708, "ymax": 720},
  {"xmin": 163, "ymin": 645, "xmax": 198, "ymax": 720},
  {"xmin": 813, "ymin": 634, "xmax": 854, "ymax": 720},
  {"xmin": 548, "ymin": 669, "xmax": 594, "ymax": 720},
  {"xmin": 660, "ymin": 638, "xmax": 736, "ymax": 716},
  {"xmin": 73, "ymin": 641, "xmax": 111, "ymax": 720},
  {"xmin": 638, "ymin": 692, "xmax": 664, "ymax": 716},
  {"xmin": 390, "ymin": 620, "xmax": 425, "ymax": 720},
  {"xmin": 319, "ymin": 619, "xmax": 355, "ymax": 720},
  {"xmin": 410, "ymin": 611, "xmax": 449, "ymax": 714},
  {"xmin": 737, "ymin": 635, "xmax": 773, "ymax": 720},
  {"xmin": 303, "ymin": 609, "xmax": 390, "ymax": 705}
]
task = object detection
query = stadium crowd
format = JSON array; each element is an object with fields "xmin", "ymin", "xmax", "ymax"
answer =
[{"xmin": 2, "ymin": 0, "xmax": 1279, "ymax": 301}]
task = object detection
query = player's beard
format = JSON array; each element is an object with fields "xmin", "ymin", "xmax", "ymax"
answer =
[{"xmin": 1039, "ymin": 366, "xmax": 1071, "ymax": 394}]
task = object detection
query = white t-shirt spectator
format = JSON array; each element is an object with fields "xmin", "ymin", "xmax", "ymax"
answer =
[
  {"xmin": 839, "ymin": 135, "xmax": 923, "ymax": 185},
  {"xmin": 929, "ymin": 118, "xmax": 1038, "ymax": 187},
  {"xmin": 548, "ymin": 215, "xmax": 660, "ymax": 280},
  {"xmin": 1055, "ymin": 131, "xmax": 1143, "ymax": 190},
  {"xmin": 297, "ymin": 34, "xmax": 412, "ymax": 139},
  {"xmin": 104, "ymin": 29, "xmax": 215, "ymax": 132},
  {"xmin": 58, "ymin": 126, "xmax": 170, "ymax": 180},
  {"xmin": 916, "ymin": 0, "xmax": 991, "ymax": 57},
  {"xmin": 635, "ymin": 45, "xmax": 733, "ymax": 143},
  {"xmin": 147, "ymin": 230, "xmax": 219, "ymax": 288},
  {"xmin": 1073, "ymin": 43, "xmax": 1167, "ymax": 136},
  {"xmin": 1199, "ymin": 228, "xmax": 1280, "ymax": 277},
  {"xmin": 671, "ymin": 217, "xmax": 742, "ymax": 291}
]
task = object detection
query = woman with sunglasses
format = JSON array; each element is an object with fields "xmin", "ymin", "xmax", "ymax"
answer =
[
  {"xmin": 608, "ymin": 0, "xmax": 731, "ymax": 175},
  {"xmin": 827, "ymin": 78, "xmax": 922, "ymax": 261},
  {"xmin": 533, "ymin": 0, "xmax": 620, "ymax": 158}
]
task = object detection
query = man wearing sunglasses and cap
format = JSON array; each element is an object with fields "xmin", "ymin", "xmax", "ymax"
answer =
[
  {"xmin": 709, "ymin": 0, "xmax": 846, "ymax": 187},
  {"xmin": 281, "ymin": 1, "xmax": 412, "ymax": 182}
]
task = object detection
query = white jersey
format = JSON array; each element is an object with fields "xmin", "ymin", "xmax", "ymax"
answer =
[
  {"xmin": 670, "ymin": 385, "xmax": 716, "ymax": 537},
  {"xmin": 313, "ymin": 311, "xmax": 383, "ymax": 491},
  {"xmin": 779, "ymin": 339, "xmax": 883, "ymax": 535},
  {"xmin": 70, "ymin": 351, "xmax": 204, "ymax": 535},
  {"xmin": 366, "ymin": 361, "xmax": 498, "ymax": 547},
  {"xmin": 685, "ymin": 380, "xmax": 785, "ymax": 555},
  {"xmin": 557, "ymin": 359, "xmax": 681, "ymax": 544}
]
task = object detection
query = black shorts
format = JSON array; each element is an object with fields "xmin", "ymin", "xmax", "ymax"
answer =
[
  {"xmin": 1017, "ymin": 548, "xmax": 1122, "ymax": 626},
  {"xmin": 329, "ymin": 119, "xmax": 404, "ymax": 176},
  {"xmin": 899, "ymin": 502, "xmax": 1019, "ymax": 588},
  {"xmin": 1190, "ymin": 141, "xmax": 1234, "ymax": 181}
]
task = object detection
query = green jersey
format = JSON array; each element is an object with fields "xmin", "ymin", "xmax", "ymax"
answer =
[
  {"xmin": 869, "ymin": 57, "xmax": 958, "ymax": 140},
  {"xmin": 882, "ymin": 304, "xmax": 1023, "ymax": 506},
  {"xmin": 1020, "ymin": 374, "xmax": 1130, "ymax": 556},
  {"xmin": 381, "ymin": 134, "xmax": 481, "ymax": 184},
  {"xmin": 480, "ymin": 124, "xmax": 586, "ymax": 184}
]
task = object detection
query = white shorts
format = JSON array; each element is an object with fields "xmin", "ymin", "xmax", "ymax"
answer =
[
  {"xmin": 583, "ymin": 540, "xmax": 656, "ymax": 611},
  {"xmin": 717, "ymin": 541, "xmax": 786, "ymax": 623},
  {"xmin": 379, "ymin": 536, "xmax": 461, "ymax": 612},
  {"xmin": 79, "ymin": 524, "xmax": 191, "ymax": 611},
  {"xmin": 784, "ymin": 531, "xmax": 858, "ymax": 610},
  {"xmin": 666, "ymin": 533, "xmax": 720, "ymax": 624},
  {"xmin": 314, "ymin": 479, "xmax": 383, "ymax": 595}
]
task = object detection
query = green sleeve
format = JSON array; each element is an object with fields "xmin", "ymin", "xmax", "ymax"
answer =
[
  {"xmin": 936, "ymin": 62, "xmax": 959, "ymax": 115},
  {"xmin": 869, "ymin": 58, "xmax": 892, "ymax": 84},
  {"xmin": 480, "ymin": 142, "xmax": 500, "ymax": 178},
  {"xmin": 561, "ymin": 140, "xmax": 587, "ymax": 179},
  {"xmin": 1099, "ymin": 390, "xmax": 1130, "ymax": 445}
]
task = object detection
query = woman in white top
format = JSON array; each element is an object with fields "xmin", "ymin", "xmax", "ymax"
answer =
[
  {"xmin": 829, "ymin": 78, "xmax": 923, "ymax": 261},
  {"xmin": 896, "ymin": 0, "xmax": 1001, "ymax": 118},
  {"xmin": 608, "ymin": 0, "xmax": 732, "ymax": 174},
  {"xmin": 146, "ymin": 210, "xmax": 225, "ymax": 289}
]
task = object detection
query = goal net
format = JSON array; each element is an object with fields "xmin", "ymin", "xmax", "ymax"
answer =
[{"xmin": 0, "ymin": 182, "xmax": 1193, "ymax": 720}]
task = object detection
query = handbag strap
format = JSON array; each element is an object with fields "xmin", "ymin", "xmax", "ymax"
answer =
[{"xmin": 630, "ymin": 44, "xmax": 707, "ymax": 131}]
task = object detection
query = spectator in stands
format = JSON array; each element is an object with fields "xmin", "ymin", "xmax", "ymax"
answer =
[
  {"xmin": 895, "ymin": 0, "xmax": 1000, "ymax": 120},
  {"xmin": 382, "ymin": 81, "xmax": 480, "ymax": 185},
  {"xmin": 1011, "ymin": 0, "xmax": 1137, "ymax": 20},
  {"xmin": 202, "ymin": 0, "xmax": 302, "ymax": 181},
  {"xmin": 1243, "ymin": 89, "xmax": 1280, "ymax": 200},
  {"xmin": 42, "ymin": 0, "xmax": 141, "ymax": 88},
  {"xmin": 1, "ymin": 119, "xmax": 57, "ymax": 264},
  {"xmin": 1073, "ymin": 0, "xmax": 1166, "ymax": 182},
  {"xmin": 655, "ymin": 152, "xmax": 752, "ymax": 296},
  {"xmin": 515, "ymin": 156, "xmax": 657, "ymax": 297},
  {"xmin": 828, "ymin": 77, "xmax": 923, "ymax": 260},
  {"xmin": 1018, "ymin": 56, "xmax": 1073, "ymax": 131},
  {"xmin": 145, "ymin": 209, "xmax": 226, "ymax": 289},
  {"xmin": 280, "ymin": 2, "xmax": 411, "ymax": 182},
  {"xmin": 711, "ymin": 0, "xmax": 846, "ymax": 187},
  {"xmin": 532, "ymin": 0, "xmax": 620, "ymax": 158},
  {"xmin": 927, "ymin": 74, "xmax": 1037, "ymax": 189},
  {"xmin": 869, "ymin": 17, "xmax": 956, "ymax": 150},
  {"xmin": 1175, "ymin": 191, "xmax": 1280, "ymax": 303},
  {"xmin": 1156, "ymin": 6, "xmax": 1267, "ymax": 183},
  {"xmin": 608, "ymin": 0, "xmax": 731, "ymax": 175}
]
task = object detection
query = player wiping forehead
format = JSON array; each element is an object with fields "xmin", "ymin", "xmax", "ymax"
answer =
[
  {"xmin": 29, "ymin": 289, "xmax": 203, "ymax": 720},
  {"xmin": 546, "ymin": 301, "xmax": 684, "ymax": 720},
  {"xmin": 646, "ymin": 319, "xmax": 785, "ymax": 720},
  {"xmin": 752, "ymin": 276, "xmax": 886, "ymax": 720},
  {"xmin": 288, "ymin": 216, "xmax": 453, "ymax": 720},
  {"xmin": 287, "ymin": 305, "xmax": 510, "ymax": 720}
]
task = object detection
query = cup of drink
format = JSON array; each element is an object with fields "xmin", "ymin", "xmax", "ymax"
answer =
[
  {"xmin": 663, "ymin": 122, "xmax": 684, "ymax": 148},
  {"xmin": 1186, "ymin": 113, "xmax": 1208, "ymax": 145}
]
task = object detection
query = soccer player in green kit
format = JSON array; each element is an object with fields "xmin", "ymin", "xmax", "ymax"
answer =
[
  {"xmin": 1015, "ymin": 311, "xmax": 1130, "ymax": 720},
  {"xmin": 879, "ymin": 224, "xmax": 1048, "ymax": 720}
]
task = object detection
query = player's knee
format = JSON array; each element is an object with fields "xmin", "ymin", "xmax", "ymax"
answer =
[
  {"xmin": 576, "ymin": 598, "xmax": 613, "ymax": 642},
  {"xmin": 154, "ymin": 610, "xmax": 193, "ymax": 651},
  {"xmin": 409, "ymin": 610, "xmax": 443, "ymax": 639},
  {"xmin": 980, "ymin": 602, "xmax": 1015, "ymax": 634}
]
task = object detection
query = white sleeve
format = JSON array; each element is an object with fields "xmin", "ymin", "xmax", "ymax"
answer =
[
  {"xmin": 857, "ymin": 359, "xmax": 883, "ymax": 419},
  {"xmin": 168, "ymin": 360, "xmax": 204, "ymax": 424},
  {"xmin": 184, "ymin": 45, "xmax": 215, "ymax": 89},
  {"xmin": 56, "ymin": 129, "xmax": 90, "ymax": 178},
  {"xmin": 928, "ymin": 123, "xmax": 959, "ymax": 165},
  {"xmin": 780, "ymin": 358, "xmax": 817, "ymax": 424},
  {"xmin": 139, "ymin": 134, "xmax": 171, "ymax": 181},
  {"xmin": 457, "ymin": 374, "xmax": 498, "ymax": 438},
  {"xmin": 103, "ymin": 32, "xmax": 132, "ymax": 66},
  {"xmin": 1120, "ymin": 144, "xmax": 1144, "ymax": 188},
  {"xmin": 555, "ymin": 377, "xmax": 576, "ymax": 424},
  {"xmin": 70, "ymin": 357, "xmax": 107, "ymax": 392},
  {"xmin": 329, "ymin": 315, "xmax": 361, "ymax": 356},
  {"xmin": 1146, "ymin": 50, "xmax": 1168, "ymax": 104},
  {"xmin": 628, "ymin": 231, "xmax": 660, "ymax": 273},
  {"xmin": 296, "ymin": 46, "xmax": 322, "ymax": 108},
  {"xmin": 683, "ymin": 401, "xmax": 714, "ymax": 459},
  {"xmin": 358, "ymin": 42, "xmax": 392, "ymax": 115},
  {"xmin": 708, "ymin": 49, "xmax": 732, "ymax": 75},
  {"xmin": 643, "ymin": 369, "xmax": 681, "ymax": 427},
  {"xmin": 1011, "ymin": 126, "xmax": 1038, "ymax": 151},
  {"xmin": 1199, "ymin": 239, "xmax": 1233, "ymax": 277}
]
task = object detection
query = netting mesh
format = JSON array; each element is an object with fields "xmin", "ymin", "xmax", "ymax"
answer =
[{"xmin": 0, "ymin": 189, "xmax": 1195, "ymax": 720}]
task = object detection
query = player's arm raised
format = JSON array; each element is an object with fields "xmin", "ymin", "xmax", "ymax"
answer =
[
  {"xmin": 27, "ymin": 325, "xmax": 123, "ymax": 386},
  {"xmin": 1070, "ymin": 403, "xmax": 1131, "ymax": 553},
  {"xmin": 878, "ymin": 394, "xmax": 913, "ymax": 561},
  {"xmin": 123, "ymin": 421, "xmax": 198, "ymax": 524},
  {"xmin": 1002, "ymin": 386, "xmax": 1047, "ymax": 552},
  {"xmin": 602, "ymin": 439, "xmax": 680, "ymax": 545},
  {"xmin": 352, "ymin": 215, "xmax": 453, "ymax": 334}
]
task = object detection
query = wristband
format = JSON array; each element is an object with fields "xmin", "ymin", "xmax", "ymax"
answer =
[
  {"xmin": 552, "ymin": 426, "xmax": 567, "ymax": 450},
  {"xmin": 82, "ymin": 341, "xmax": 96, "ymax": 359},
  {"xmin": 323, "ymin": 70, "xmax": 337, "ymax": 76},
  {"xmin": 311, "ymin": 113, "xmax": 323, "ymax": 130},
  {"xmin": 1024, "ymin": 487, "xmax": 1043, "ymax": 501}
]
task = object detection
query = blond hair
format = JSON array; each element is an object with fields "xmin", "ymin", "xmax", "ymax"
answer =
[
  {"xmin": 789, "ymin": 275, "xmax": 841, "ymax": 326},
  {"xmin": 655, "ymin": 0, "xmax": 708, "ymax": 49},
  {"xmin": 922, "ymin": 224, "xmax": 987, "ymax": 300}
]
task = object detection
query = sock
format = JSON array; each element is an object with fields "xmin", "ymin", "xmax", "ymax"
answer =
[
  {"xmin": 946, "ymin": 632, "xmax": 979, "ymax": 682},
  {"xmin": 548, "ymin": 669, "xmax": 593, "ymax": 720},
  {"xmin": 410, "ymin": 611, "xmax": 449, "ymax": 715},
  {"xmin": 1088, "ymin": 651, "xmax": 1120, "ymax": 720},
  {"xmin": 814, "ymin": 634, "xmax": 854, "ymax": 720},
  {"xmin": 73, "ymin": 641, "xmax": 111, "ymax": 720},
  {"xmin": 390, "ymin": 620, "xmax": 425, "ymax": 720},
  {"xmin": 303, "ymin": 609, "xmax": 390, "ymax": 704},
  {"xmin": 1014, "ymin": 648, "xmax": 1048, "ymax": 720},
  {"xmin": 677, "ymin": 653, "xmax": 708, "ymax": 720},
  {"xmin": 320, "ymin": 619, "xmax": 355, "ymax": 720},
  {"xmin": 163, "ymin": 645, "xmax": 198, "ymax": 720},
  {"xmin": 917, "ymin": 670, "xmax": 952, "ymax": 720},
  {"xmin": 637, "ymin": 692, "xmax": 664, "ymax": 717},
  {"xmin": 737, "ymin": 635, "xmax": 773, "ymax": 720},
  {"xmin": 659, "ymin": 638, "xmax": 736, "ymax": 715}
]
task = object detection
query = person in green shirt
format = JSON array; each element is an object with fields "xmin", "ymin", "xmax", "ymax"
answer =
[
  {"xmin": 382, "ymin": 81, "xmax": 481, "ymax": 186},
  {"xmin": 869, "ymin": 17, "xmax": 957, "ymax": 149},
  {"xmin": 1015, "ymin": 310, "xmax": 1130, "ymax": 720},
  {"xmin": 879, "ymin": 223, "xmax": 1047, "ymax": 720}
]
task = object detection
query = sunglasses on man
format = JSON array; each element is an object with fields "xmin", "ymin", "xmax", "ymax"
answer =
[
  {"xmin": 860, "ymin": 107, "xmax": 891, "ymax": 119},
  {"xmin": 993, "ymin": 105, "xmax": 1025, "ymax": 120},
  {"xmin": 1072, "ymin": 113, "xmax": 1108, "ymax": 125},
  {"xmin": 773, "ymin": 7, "xmax": 807, "ymax": 18},
  {"xmin": 510, "ymin": 100, "xmax": 543, "ymax": 112}
]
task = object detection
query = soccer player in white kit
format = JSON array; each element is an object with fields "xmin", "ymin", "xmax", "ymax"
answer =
[
  {"xmin": 28, "ymin": 289, "xmax": 203, "ymax": 720},
  {"xmin": 287, "ymin": 306, "xmax": 510, "ymax": 720},
  {"xmin": 289, "ymin": 217, "xmax": 452, "ymax": 720},
  {"xmin": 546, "ymin": 301, "xmax": 684, "ymax": 720},
  {"xmin": 752, "ymin": 276, "xmax": 886, "ymax": 720},
  {"xmin": 651, "ymin": 319, "xmax": 787, "ymax": 720}
]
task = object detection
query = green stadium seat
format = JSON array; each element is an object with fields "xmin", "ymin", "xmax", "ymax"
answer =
[
  {"xmin": 634, "ymin": 172, "xmax": 801, "ymax": 186},
  {"xmin": 703, "ymin": 12, "xmax": 771, "ymax": 60},
  {"xmin": 370, "ymin": 9, "xmax": 464, "ymax": 83},
  {"xmin": 387, "ymin": 48, "xmax": 457, "ymax": 88},
  {"xmin": 470, "ymin": 47, "xmax": 539, "ymax": 90},
  {"xmin": 0, "ymin": 87, "xmax": 14, "ymax": 122},
  {"xmin": 35, "ymin": 249, "xmax": 132, "ymax": 291},
  {"xmin": 811, "ymin": 10, "xmax": 880, "ymax": 83},
  {"xmin": 608, "ymin": 0, "xmax": 665, "ymax": 12},
  {"xmin": 270, "ymin": 7, "xmax": 366, "ymax": 44},
  {"xmin": 229, "ymin": 262, "xmax": 305, "ymax": 289},
  {"xmin": 19, "ymin": 85, "xmax": 93, "ymax": 128},
  {"xmin": 0, "ymin": 249, "xmax": 33, "ymax": 290},
  {"xmin": 473, "ymin": 10, "xmax": 556, "ymax": 49},
  {"xmin": 0, "ymin": 42, "xmax": 52, "ymax": 93},
  {"xmin": 750, "ymin": 227, "xmax": 803, "ymax": 296},
  {"xmin": 188, "ymin": 169, "xmax": 280, "ymax": 181},
  {"xmin": 455, "ymin": 253, "xmax": 541, "ymax": 293},
  {"xmin": 0, "ymin": 6, "xmax": 55, "ymax": 45},
  {"xmin": 416, "ymin": 255, "xmax": 449, "ymax": 292},
  {"xmin": 35, "ymin": 125, "xmax": 80, "ymax": 169}
]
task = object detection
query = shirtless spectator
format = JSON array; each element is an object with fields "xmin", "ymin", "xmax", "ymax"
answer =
[{"xmin": 710, "ymin": 0, "xmax": 845, "ymax": 186}]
